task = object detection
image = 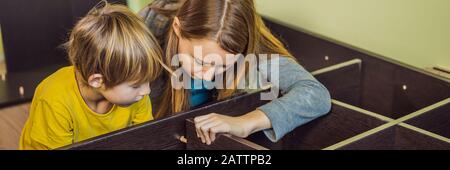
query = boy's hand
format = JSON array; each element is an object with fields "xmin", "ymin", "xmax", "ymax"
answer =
[{"xmin": 193, "ymin": 110, "xmax": 272, "ymax": 145}]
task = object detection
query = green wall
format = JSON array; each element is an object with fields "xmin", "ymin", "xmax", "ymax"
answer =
[
  {"xmin": 127, "ymin": 0, "xmax": 153, "ymax": 13},
  {"xmin": 256, "ymin": 0, "xmax": 450, "ymax": 70}
]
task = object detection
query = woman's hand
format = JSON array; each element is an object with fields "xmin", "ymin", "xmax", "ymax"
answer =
[{"xmin": 193, "ymin": 109, "xmax": 272, "ymax": 145}]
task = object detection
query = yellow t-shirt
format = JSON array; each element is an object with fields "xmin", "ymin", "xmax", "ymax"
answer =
[{"xmin": 19, "ymin": 66, "xmax": 153, "ymax": 150}]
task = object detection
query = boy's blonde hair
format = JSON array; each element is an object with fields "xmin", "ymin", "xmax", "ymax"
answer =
[{"xmin": 66, "ymin": 2, "xmax": 164, "ymax": 88}]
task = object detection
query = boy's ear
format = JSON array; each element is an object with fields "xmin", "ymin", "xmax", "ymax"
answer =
[
  {"xmin": 172, "ymin": 17, "xmax": 182, "ymax": 38},
  {"xmin": 87, "ymin": 74, "xmax": 104, "ymax": 89}
]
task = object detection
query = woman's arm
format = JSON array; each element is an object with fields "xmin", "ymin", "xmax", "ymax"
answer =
[
  {"xmin": 194, "ymin": 109, "xmax": 271, "ymax": 145},
  {"xmin": 194, "ymin": 57, "xmax": 332, "ymax": 144}
]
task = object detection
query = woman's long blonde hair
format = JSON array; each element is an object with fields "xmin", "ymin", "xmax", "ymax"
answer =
[{"xmin": 153, "ymin": 0, "xmax": 293, "ymax": 118}]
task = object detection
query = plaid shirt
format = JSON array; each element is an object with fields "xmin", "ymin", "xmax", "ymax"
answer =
[{"xmin": 138, "ymin": 0, "xmax": 184, "ymax": 47}]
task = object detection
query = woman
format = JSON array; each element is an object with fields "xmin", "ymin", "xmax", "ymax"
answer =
[{"xmin": 139, "ymin": 0, "xmax": 331, "ymax": 145}]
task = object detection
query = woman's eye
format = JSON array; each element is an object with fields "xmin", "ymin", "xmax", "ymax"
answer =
[{"xmin": 194, "ymin": 58, "xmax": 202, "ymax": 65}]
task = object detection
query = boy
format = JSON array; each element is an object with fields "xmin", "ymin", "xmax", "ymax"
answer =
[{"xmin": 20, "ymin": 3, "xmax": 164, "ymax": 150}]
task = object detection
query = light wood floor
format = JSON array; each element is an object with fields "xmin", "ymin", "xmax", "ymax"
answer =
[
  {"xmin": 0, "ymin": 60, "xmax": 30, "ymax": 150},
  {"xmin": 0, "ymin": 103, "xmax": 30, "ymax": 150}
]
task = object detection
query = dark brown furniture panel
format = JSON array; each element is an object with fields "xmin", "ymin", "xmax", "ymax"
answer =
[
  {"xmin": 405, "ymin": 103, "xmax": 450, "ymax": 139},
  {"xmin": 265, "ymin": 18, "xmax": 450, "ymax": 119},
  {"xmin": 314, "ymin": 60, "xmax": 362, "ymax": 106},
  {"xmin": 339, "ymin": 125, "xmax": 450, "ymax": 150},
  {"xmin": 246, "ymin": 103, "xmax": 386, "ymax": 150},
  {"xmin": 264, "ymin": 19, "xmax": 359, "ymax": 72},
  {"xmin": 60, "ymin": 92, "xmax": 269, "ymax": 150},
  {"xmin": 186, "ymin": 119, "xmax": 268, "ymax": 150},
  {"xmin": 0, "ymin": 64, "xmax": 66, "ymax": 108},
  {"xmin": 0, "ymin": 0, "xmax": 127, "ymax": 108}
]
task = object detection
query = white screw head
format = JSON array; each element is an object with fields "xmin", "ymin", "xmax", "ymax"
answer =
[
  {"xmin": 19, "ymin": 86, "xmax": 25, "ymax": 96},
  {"xmin": 402, "ymin": 85, "xmax": 407, "ymax": 91},
  {"xmin": 325, "ymin": 56, "xmax": 330, "ymax": 61}
]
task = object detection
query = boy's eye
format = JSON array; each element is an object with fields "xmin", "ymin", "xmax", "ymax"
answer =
[{"xmin": 132, "ymin": 86, "xmax": 140, "ymax": 89}]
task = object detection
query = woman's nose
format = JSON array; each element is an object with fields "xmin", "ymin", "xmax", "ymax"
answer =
[{"xmin": 202, "ymin": 68, "xmax": 216, "ymax": 81}]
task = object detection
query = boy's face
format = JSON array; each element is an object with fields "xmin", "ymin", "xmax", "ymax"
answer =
[{"xmin": 100, "ymin": 81, "xmax": 151, "ymax": 107}]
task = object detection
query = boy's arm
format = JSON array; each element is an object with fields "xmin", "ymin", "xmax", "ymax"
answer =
[
  {"xmin": 132, "ymin": 95, "xmax": 153, "ymax": 125},
  {"xmin": 21, "ymin": 100, "xmax": 73, "ymax": 150}
]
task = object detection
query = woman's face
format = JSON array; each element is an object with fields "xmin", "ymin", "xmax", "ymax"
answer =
[{"xmin": 177, "ymin": 38, "xmax": 238, "ymax": 81}]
